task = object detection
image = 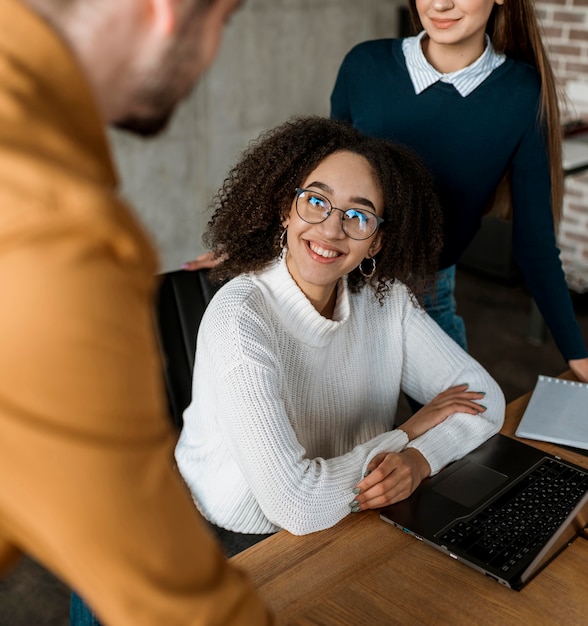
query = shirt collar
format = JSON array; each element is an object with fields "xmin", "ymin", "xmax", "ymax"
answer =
[{"xmin": 402, "ymin": 30, "xmax": 506, "ymax": 97}]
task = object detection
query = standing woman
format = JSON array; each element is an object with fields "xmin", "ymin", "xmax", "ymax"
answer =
[{"xmin": 330, "ymin": 0, "xmax": 588, "ymax": 381}]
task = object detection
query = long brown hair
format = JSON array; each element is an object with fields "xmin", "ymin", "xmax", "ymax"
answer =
[{"xmin": 408, "ymin": 0, "xmax": 563, "ymax": 226}]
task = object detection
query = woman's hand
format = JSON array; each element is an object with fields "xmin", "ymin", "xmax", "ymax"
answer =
[
  {"xmin": 182, "ymin": 251, "xmax": 222, "ymax": 271},
  {"xmin": 348, "ymin": 384, "xmax": 486, "ymax": 511},
  {"xmin": 569, "ymin": 357, "xmax": 588, "ymax": 383},
  {"xmin": 351, "ymin": 448, "xmax": 430, "ymax": 510},
  {"xmin": 399, "ymin": 384, "xmax": 486, "ymax": 441}
]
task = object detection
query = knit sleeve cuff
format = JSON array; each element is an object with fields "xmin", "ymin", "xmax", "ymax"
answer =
[{"xmin": 361, "ymin": 429, "xmax": 409, "ymax": 477}]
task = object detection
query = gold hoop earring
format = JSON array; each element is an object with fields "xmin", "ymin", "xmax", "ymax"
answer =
[
  {"xmin": 359, "ymin": 257, "xmax": 376, "ymax": 279},
  {"xmin": 279, "ymin": 228, "xmax": 288, "ymax": 250}
]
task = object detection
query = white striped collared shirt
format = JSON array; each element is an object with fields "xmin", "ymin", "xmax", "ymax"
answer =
[{"xmin": 402, "ymin": 30, "xmax": 506, "ymax": 97}]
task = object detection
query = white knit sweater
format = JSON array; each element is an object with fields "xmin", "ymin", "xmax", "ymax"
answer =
[{"xmin": 175, "ymin": 256, "xmax": 505, "ymax": 535}]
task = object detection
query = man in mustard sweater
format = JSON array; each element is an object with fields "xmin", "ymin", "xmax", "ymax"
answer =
[{"xmin": 0, "ymin": 0, "xmax": 272, "ymax": 624}]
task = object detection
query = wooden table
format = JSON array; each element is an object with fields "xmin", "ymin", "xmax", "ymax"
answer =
[{"xmin": 232, "ymin": 378, "xmax": 588, "ymax": 625}]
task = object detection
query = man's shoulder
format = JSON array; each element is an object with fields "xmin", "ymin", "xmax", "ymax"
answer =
[{"xmin": 0, "ymin": 143, "xmax": 158, "ymax": 275}]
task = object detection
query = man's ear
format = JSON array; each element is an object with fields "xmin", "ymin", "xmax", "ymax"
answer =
[{"xmin": 147, "ymin": 0, "xmax": 177, "ymax": 36}]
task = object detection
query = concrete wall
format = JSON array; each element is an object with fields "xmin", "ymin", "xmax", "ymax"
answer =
[{"xmin": 110, "ymin": 0, "xmax": 405, "ymax": 272}]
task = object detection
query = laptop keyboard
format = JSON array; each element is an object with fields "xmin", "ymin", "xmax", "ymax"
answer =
[{"xmin": 438, "ymin": 458, "xmax": 588, "ymax": 574}]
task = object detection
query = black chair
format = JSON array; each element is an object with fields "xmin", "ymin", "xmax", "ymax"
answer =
[
  {"xmin": 155, "ymin": 269, "xmax": 219, "ymax": 429},
  {"xmin": 155, "ymin": 269, "xmax": 271, "ymax": 556}
]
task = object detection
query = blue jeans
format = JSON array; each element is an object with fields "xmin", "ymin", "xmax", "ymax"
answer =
[
  {"xmin": 70, "ymin": 592, "xmax": 100, "ymax": 626},
  {"xmin": 424, "ymin": 265, "xmax": 468, "ymax": 352}
]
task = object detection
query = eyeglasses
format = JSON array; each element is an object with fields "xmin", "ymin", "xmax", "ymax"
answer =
[{"xmin": 294, "ymin": 188, "xmax": 384, "ymax": 240}]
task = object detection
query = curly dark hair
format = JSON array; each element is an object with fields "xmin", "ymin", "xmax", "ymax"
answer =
[{"xmin": 205, "ymin": 116, "xmax": 443, "ymax": 302}]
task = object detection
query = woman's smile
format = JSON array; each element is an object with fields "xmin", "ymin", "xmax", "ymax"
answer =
[
  {"xmin": 306, "ymin": 240, "xmax": 345, "ymax": 261},
  {"xmin": 430, "ymin": 18, "xmax": 460, "ymax": 30}
]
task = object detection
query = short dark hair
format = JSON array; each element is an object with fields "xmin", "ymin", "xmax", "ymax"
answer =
[{"xmin": 205, "ymin": 116, "xmax": 443, "ymax": 303}]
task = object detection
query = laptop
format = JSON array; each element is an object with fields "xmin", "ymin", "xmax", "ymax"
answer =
[{"xmin": 380, "ymin": 434, "xmax": 588, "ymax": 590}]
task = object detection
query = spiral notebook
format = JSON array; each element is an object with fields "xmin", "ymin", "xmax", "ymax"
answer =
[{"xmin": 515, "ymin": 376, "xmax": 588, "ymax": 451}]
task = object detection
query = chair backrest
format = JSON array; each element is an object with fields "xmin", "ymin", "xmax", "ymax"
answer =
[{"xmin": 155, "ymin": 269, "xmax": 219, "ymax": 429}]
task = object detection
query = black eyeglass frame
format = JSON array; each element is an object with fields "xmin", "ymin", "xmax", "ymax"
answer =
[{"xmin": 294, "ymin": 188, "xmax": 384, "ymax": 241}]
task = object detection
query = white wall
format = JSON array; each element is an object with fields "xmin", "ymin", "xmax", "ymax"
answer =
[{"xmin": 109, "ymin": 0, "xmax": 406, "ymax": 272}]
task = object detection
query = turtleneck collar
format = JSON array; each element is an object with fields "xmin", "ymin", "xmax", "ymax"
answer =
[{"xmin": 254, "ymin": 255, "xmax": 351, "ymax": 347}]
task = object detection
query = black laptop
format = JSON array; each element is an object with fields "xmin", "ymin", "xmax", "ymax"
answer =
[{"xmin": 380, "ymin": 434, "xmax": 588, "ymax": 590}]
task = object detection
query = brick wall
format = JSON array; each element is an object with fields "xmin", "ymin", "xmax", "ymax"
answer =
[{"xmin": 537, "ymin": 0, "xmax": 588, "ymax": 287}]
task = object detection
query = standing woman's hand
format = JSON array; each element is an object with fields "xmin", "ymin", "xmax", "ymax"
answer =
[
  {"xmin": 181, "ymin": 251, "xmax": 222, "ymax": 271},
  {"xmin": 569, "ymin": 357, "xmax": 588, "ymax": 383}
]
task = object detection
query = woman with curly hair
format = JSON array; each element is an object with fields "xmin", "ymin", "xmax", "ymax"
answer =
[{"xmin": 175, "ymin": 116, "xmax": 504, "ymax": 553}]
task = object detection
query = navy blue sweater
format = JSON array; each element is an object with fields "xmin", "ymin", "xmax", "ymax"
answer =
[{"xmin": 330, "ymin": 38, "xmax": 587, "ymax": 361}]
